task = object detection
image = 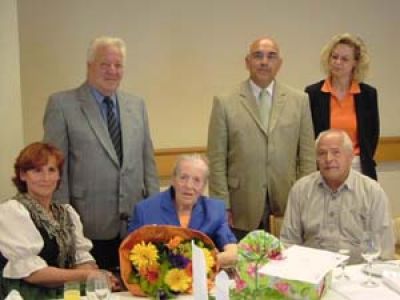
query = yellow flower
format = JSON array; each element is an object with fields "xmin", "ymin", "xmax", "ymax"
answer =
[
  {"xmin": 202, "ymin": 248, "xmax": 215, "ymax": 272},
  {"xmin": 129, "ymin": 241, "xmax": 159, "ymax": 270},
  {"xmin": 164, "ymin": 269, "xmax": 192, "ymax": 292}
]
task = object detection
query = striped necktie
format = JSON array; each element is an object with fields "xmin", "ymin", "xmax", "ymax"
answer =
[
  {"xmin": 258, "ymin": 89, "xmax": 271, "ymax": 129},
  {"xmin": 104, "ymin": 96, "xmax": 122, "ymax": 164}
]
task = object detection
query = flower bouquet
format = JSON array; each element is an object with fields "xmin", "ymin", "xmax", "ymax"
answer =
[{"xmin": 119, "ymin": 225, "xmax": 218, "ymax": 299}]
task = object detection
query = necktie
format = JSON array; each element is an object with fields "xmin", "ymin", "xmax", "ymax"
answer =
[
  {"xmin": 104, "ymin": 96, "xmax": 122, "ymax": 164},
  {"xmin": 258, "ymin": 89, "xmax": 271, "ymax": 129}
]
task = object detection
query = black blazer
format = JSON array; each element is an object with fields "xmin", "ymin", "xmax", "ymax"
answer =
[{"xmin": 305, "ymin": 80, "xmax": 379, "ymax": 180}]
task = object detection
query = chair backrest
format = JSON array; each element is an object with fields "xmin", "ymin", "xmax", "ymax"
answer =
[
  {"xmin": 392, "ymin": 217, "xmax": 400, "ymax": 258},
  {"xmin": 269, "ymin": 215, "xmax": 284, "ymax": 238}
]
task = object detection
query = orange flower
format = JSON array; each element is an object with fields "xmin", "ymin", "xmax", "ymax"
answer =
[{"xmin": 167, "ymin": 236, "xmax": 184, "ymax": 250}]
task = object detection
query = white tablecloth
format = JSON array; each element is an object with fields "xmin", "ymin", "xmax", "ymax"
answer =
[
  {"xmin": 323, "ymin": 263, "xmax": 400, "ymax": 300},
  {"xmin": 73, "ymin": 263, "xmax": 400, "ymax": 299}
]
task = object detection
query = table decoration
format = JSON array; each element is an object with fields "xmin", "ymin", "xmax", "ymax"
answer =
[
  {"xmin": 230, "ymin": 230, "xmax": 287, "ymax": 299},
  {"xmin": 119, "ymin": 225, "xmax": 218, "ymax": 299}
]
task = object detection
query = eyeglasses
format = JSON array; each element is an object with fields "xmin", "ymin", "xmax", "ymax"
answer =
[
  {"xmin": 250, "ymin": 51, "xmax": 280, "ymax": 61},
  {"xmin": 99, "ymin": 62, "xmax": 123, "ymax": 71},
  {"xmin": 176, "ymin": 173, "xmax": 205, "ymax": 188}
]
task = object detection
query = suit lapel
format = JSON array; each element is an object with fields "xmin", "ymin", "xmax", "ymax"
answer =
[
  {"xmin": 117, "ymin": 93, "xmax": 136, "ymax": 169},
  {"xmin": 268, "ymin": 82, "xmax": 287, "ymax": 134},
  {"xmin": 160, "ymin": 189, "xmax": 181, "ymax": 226},
  {"xmin": 188, "ymin": 198, "xmax": 205, "ymax": 230},
  {"xmin": 78, "ymin": 84, "xmax": 120, "ymax": 166},
  {"xmin": 239, "ymin": 81, "xmax": 268, "ymax": 135}
]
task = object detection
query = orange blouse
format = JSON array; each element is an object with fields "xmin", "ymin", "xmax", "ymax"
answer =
[
  {"xmin": 179, "ymin": 214, "xmax": 191, "ymax": 228},
  {"xmin": 322, "ymin": 79, "xmax": 361, "ymax": 155}
]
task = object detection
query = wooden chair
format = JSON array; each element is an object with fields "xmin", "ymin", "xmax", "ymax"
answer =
[
  {"xmin": 392, "ymin": 216, "xmax": 400, "ymax": 259},
  {"xmin": 269, "ymin": 215, "xmax": 284, "ymax": 238}
]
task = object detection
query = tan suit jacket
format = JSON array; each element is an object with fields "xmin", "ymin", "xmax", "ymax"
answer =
[{"xmin": 207, "ymin": 80, "xmax": 316, "ymax": 231}]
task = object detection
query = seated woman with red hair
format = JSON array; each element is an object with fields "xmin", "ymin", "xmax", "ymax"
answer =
[{"xmin": 0, "ymin": 142, "xmax": 118, "ymax": 299}]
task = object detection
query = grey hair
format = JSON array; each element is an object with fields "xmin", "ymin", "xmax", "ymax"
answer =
[
  {"xmin": 320, "ymin": 33, "xmax": 370, "ymax": 82},
  {"xmin": 87, "ymin": 36, "xmax": 126, "ymax": 63},
  {"xmin": 172, "ymin": 153, "xmax": 209, "ymax": 181},
  {"xmin": 315, "ymin": 129, "xmax": 353, "ymax": 153}
]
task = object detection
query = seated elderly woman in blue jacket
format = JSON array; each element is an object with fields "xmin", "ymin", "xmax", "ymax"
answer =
[{"xmin": 128, "ymin": 154, "xmax": 237, "ymax": 267}]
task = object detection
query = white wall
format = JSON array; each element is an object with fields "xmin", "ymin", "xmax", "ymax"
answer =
[
  {"xmin": 0, "ymin": 0, "xmax": 24, "ymax": 201},
  {"xmin": 5, "ymin": 0, "xmax": 400, "ymax": 211},
  {"xmin": 17, "ymin": 0, "xmax": 400, "ymax": 149}
]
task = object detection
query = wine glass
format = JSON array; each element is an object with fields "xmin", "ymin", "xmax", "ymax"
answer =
[
  {"xmin": 335, "ymin": 248, "xmax": 350, "ymax": 280},
  {"xmin": 360, "ymin": 232, "xmax": 381, "ymax": 288},
  {"xmin": 85, "ymin": 271, "xmax": 112, "ymax": 300}
]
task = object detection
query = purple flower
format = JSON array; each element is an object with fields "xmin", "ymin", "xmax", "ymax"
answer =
[{"xmin": 169, "ymin": 253, "xmax": 190, "ymax": 269}]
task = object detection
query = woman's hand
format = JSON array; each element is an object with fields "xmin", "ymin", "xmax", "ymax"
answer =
[{"xmin": 103, "ymin": 271, "xmax": 122, "ymax": 292}]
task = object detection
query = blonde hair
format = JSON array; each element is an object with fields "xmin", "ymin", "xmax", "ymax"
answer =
[
  {"xmin": 320, "ymin": 33, "xmax": 370, "ymax": 82},
  {"xmin": 87, "ymin": 36, "xmax": 126, "ymax": 63}
]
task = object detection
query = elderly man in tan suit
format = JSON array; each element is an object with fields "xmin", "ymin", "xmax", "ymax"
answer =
[{"xmin": 207, "ymin": 37, "xmax": 316, "ymax": 239}]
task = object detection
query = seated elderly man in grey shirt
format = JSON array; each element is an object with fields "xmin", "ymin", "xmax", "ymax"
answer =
[{"xmin": 280, "ymin": 129, "xmax": 394, "ymax": 264}]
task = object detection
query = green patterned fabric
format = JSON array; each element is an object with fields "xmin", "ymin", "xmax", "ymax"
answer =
[
  {"xmin": 14, "ymin": 193, "xmax": 76, "ymax": 268},
  {"xmin": 230, "ymin": 230, "xmax": 329, "ymax": 300}
]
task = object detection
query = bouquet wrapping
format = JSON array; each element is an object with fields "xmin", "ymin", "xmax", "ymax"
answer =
[{"xmin": 119, "ymin": 225, "xmax": 218, "ymax": 299}]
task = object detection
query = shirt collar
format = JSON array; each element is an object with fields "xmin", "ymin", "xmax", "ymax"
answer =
[
  {"xmin": 317, "ymin": 169, "xmax": 355, "ymax": 193},
  {"xmin": 249, "ymin": 79, "xmax": 275, "ymax": 99},
  {"xmin": 89, "ymin": 85, "xmax": 117, "ymax": 106},
  {"xmin": 321, "ymin": 78, "xmax": 361, "ymax": 95}
]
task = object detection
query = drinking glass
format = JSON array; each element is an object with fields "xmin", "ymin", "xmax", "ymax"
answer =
[
  {"xmin": 64, "ymin": 281, "xmax": 81, "ymax": 300},
  {"xmin": 360, "ymin": 232, "xmax": 381, "ymax": 287},
  {"xmin": 335, "ymin": 248, "xmax": 350, "ymax": 280},
  {"xmin": 85, "ymin": 271, "xmax": 112, "ymax": 300}
]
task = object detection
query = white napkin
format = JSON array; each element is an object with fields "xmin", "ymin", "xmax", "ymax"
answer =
[
  {"xmin": 382, "ymin": 270, "xmax": 400, "ymax": 294},
  {"xmin": 215, "ymin": 270, "xmax": 230, "ymax": 300},
  {"xmin": 192, "ymin": 241, "xmax": 208, "ymax": 300},
  {"xmin": 5, "ymin": 290, "xmax": 23, "ymax": 300}
]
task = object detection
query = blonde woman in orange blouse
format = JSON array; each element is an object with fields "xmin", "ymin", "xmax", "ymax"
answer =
[{"xmin": 306, "ymin": 33, "xmax": 379, "ymax": 179}]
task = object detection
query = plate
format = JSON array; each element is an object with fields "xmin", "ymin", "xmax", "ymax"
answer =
[{"xmin": 362, "ymin": 262, "xmax": 400, "ymax": 277}]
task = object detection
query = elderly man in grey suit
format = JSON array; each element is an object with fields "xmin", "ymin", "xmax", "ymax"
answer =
[
  {"xmin": 43, "ymin": 36, "xmax": 159, "ymax": 271},
  {"xmin": 208, "ymin": 37, "xmax": 316, "ymax": 239}
]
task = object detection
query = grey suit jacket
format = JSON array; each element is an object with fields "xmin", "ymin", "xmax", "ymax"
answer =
[
  {"xmin": 43, "ymin": 82, "xmax": 159, "ymax": 239},
  {"xmin": 207, "ymin": 80, "xmax": 316, "ymax": 231}
]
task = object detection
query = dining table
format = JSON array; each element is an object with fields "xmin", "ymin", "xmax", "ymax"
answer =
[
  {"xmin": 102, "ymin": 263, "xmax": 400, "ymax": 300},
  {"xmin": 51, "ymin": 262, "xmax": 400, "ymax": 300},
  {"xmin": 323, "ymin": 262, "xmax": 400, "ymax": 300}
]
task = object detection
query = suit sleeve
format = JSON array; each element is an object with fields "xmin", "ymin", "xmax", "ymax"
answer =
[
  {"xmin": 297, "ymin": 94, "xmax": 316, "ymax": 178},
  {"xmin": 43, "ymin": 95, "xmax": 70, "ymax": 204},
  {"xmin": 213, "ymin": 202, "xmax": 237, "ymax": 250},
  {"xmin": 140, "ymin": 102, "xmax": 160, "ymax": 197},
  {"xmin": 127, "ymin": 204, "xmax": 144, "ymax": 233},
  {"xmin": 207, "ymin": 96, "xmax": 230, "ymax": 208}
]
